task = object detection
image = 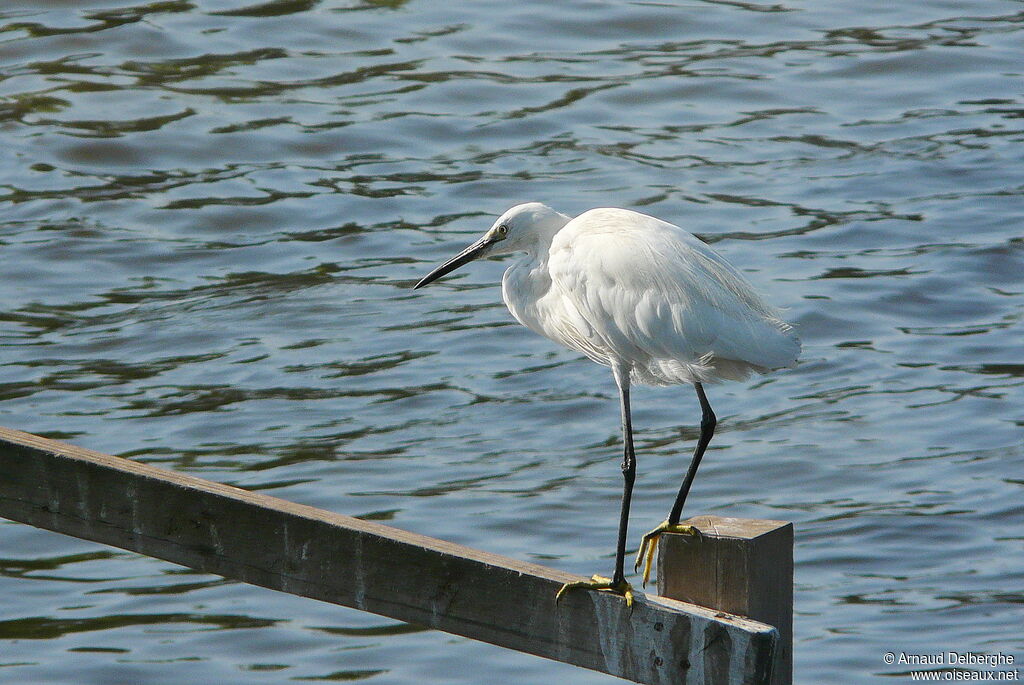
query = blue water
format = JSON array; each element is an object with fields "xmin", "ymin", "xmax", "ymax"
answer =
[{"xmin": 1, "ymin": 1, "xmax": 1022, "ymax": 683}]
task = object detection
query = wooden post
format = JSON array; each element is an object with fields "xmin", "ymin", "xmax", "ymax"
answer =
[
  {"xmin": 656, "ymin": 516, "xmax": 794, "ymax": 685},
  {"xmin": 0, "ymin": 427, "xmax": 779, "ymax": 685}
]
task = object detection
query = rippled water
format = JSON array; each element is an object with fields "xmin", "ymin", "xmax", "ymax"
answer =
[{"xmin": 1, "ymin": 1, "xmax": 1022, "ymax": 683}]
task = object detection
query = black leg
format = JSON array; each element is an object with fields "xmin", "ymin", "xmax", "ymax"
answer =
[
  {"xmin": 667, "ymin": 382, "xmax": 716, "ymax": 525},
  {"xmin": 612, "ymin": 367, "xmax": 636, "ymax": 586},
  {"xmin": 555, "ymin": 367, "xmax": 637, "ymax": 605},
  {"xmin": 633, "ymin": 382, "xmax": 717, "ymax": 586}
]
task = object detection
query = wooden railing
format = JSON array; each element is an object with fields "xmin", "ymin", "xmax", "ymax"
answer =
[{"xmin": 0, "ymin": 427, "xmax": 792, "ymax": 684}]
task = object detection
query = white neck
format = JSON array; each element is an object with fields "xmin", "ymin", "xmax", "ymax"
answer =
[{"xmin": 522, "ymin": 211, "xmax": 571, "ymax": 259}]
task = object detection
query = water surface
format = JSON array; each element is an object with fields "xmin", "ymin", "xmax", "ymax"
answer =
[{"xmin": 1, "ymin": 1, "xmax": 1022, "ymax": 683}]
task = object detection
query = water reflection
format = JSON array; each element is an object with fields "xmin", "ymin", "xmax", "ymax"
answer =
[{"xmin": 0, "ymin": 613, "xmax": 279, "ymax": 640}]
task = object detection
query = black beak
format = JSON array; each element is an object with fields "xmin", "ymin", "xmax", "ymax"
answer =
[{"xmin": 413, "ymin": 235, "xmax": 496, "ymax": 289}]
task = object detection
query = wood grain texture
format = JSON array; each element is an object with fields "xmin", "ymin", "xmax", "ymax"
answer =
[
  {"xmin": 657, "ymin": 515, "xmax": 793, "ymax": 685},
  {"xmin": 0, "ymin": 427, "xmax": 778, "ymax": 684}
]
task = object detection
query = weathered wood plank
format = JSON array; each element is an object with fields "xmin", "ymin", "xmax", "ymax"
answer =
[
  {"xmin": 657, "ymin": 516, "xmax": 794, "ymax": 685},
  {"xmin": 0, "ymin": 427, "xmax": 778, "ymax": 684}
]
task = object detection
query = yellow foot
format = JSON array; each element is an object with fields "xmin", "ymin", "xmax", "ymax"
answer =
[
  {"xmin": 555, "ymin": 574, "xmax": 634, "ymax": 607},
  {"xmin": 634, "ymin": 521, "xmax": 702, "ymax": 587}
]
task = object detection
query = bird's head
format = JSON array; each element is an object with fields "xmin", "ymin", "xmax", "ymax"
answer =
[{"xmin": 413, "ymin": 202, "xmax": 569, "ymax": 289}]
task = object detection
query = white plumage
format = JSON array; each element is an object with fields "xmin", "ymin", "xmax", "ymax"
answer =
[
  {"xmin": 414, "ymin": 201, "xmax": 799, "ymax": 604},
  {"xmin": 499, "ymin": 205, "xmax": 799, "ymax": 385}
]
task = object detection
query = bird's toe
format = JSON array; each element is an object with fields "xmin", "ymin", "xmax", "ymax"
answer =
[
  {"xmin": 635, "ymin": 521, "xmax": 703, "ymax": 586},
  {"xmin": 556, "ymin": 574, "xmax": 634, "ymax": 607}
]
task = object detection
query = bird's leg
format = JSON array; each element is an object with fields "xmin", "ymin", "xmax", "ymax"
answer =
[
  {"xmin": 667, "ymin": 382, "xmax": 716, "ymax": 525},
  {"xmin": 634, "ymin": 382, "xmax": 716, "ymax": 586},
  {"xmin": 612, "ymin": 369, "xmax": 637, "ymax": 593},
  {"xmin": 556, "ymin": 366, "xmax": 636, "ymax": 607}
]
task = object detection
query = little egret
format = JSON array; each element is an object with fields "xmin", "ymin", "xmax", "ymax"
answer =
[{"xmin": 414, "ymin": 203, "xmax": 799, "ymax": 605}]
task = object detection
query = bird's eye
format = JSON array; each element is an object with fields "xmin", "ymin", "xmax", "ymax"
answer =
[{"xmin": 497, "ymin": 224, "xmax": 509, "ymax": 238}]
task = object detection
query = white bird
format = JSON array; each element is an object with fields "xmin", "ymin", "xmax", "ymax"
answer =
[{"xmin": 414, "ymin": 203, "xmax": 799, "ymax": 605}]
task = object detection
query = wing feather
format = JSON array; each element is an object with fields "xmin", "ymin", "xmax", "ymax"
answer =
[{"xmin": 546, "ymin": 208, "xmax": 799, "ymax": 385}]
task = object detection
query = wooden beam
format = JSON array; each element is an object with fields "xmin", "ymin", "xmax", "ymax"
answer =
[
  {"xmin": 657, "ymin": 516, "xmax": 794, "ymax": 685},
  {"xmin": 0, "ymin": 427, "xmax": 778, "ymax": 684}
]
